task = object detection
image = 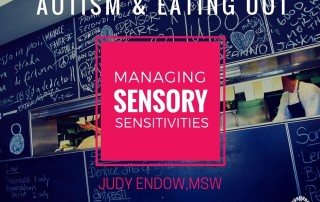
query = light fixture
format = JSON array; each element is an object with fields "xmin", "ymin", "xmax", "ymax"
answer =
[{"xmin": 0, "ymin": 0, "xmax": 13, "ymax": 7}]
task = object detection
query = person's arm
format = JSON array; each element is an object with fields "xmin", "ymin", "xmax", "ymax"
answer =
[
  {"xmin": 304, "ymin": 89, "xmax": 320, "ymax": 117},
  {"xmin": 273, "ymin": 93, "xmax": 291, "ymax": 122},
  {"xmin": 77, "ymin": 122, "xmax": 101, "ymax": 149},
  {"xmin": 78, "ymin": 122, "xmax": 101, "ymax": 135}
]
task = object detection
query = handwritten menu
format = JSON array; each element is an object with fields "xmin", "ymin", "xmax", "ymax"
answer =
[
  {"xmin": 288, "ymin": 118, "xmax": 320, "ymax": 202},
  {"xmin": 0, "ymin": 152, "xmax": 87, "ymax": 202},
  {"xmin": 0, "ymin": 18, "xmax": 78, "ymax": 160},
  {"xmin": 0, "ymin": 1, "xmax": 320, "ymax": 162},
  {"xmin": 266, "ymin": 0, "xmax": 320, "ymax": 53},
  {"xmin": 85, "ymin": 150, "xmax": 175, "ymax": 202},
  {"xmin": 85, "ymin": 124, "xmax": 297, "ymax": 202},
  {"xmin": 0, "ymin": 20, "xmax": 78, "ymax": 113}
]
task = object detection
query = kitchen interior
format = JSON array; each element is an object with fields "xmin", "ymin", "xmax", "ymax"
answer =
[
  {"xmin": 29, "ymin": 46, "xmax": 320, "ymax": 156},
  {"xmin": 221, "ymin": 46, "xmax": 320, "ymax": 129},
  {"xmin": 30, "ymin": 99, "xmax": 101, "ymax": 155}
]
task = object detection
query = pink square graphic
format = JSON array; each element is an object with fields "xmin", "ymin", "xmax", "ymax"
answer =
[{"xmin": 95, "ymin": 36, "xmax": 226, "ymax": 167}]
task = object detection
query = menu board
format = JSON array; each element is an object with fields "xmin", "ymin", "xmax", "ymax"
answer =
[
  {"xmin": 0, "ymin": 152, "xmax": 87, "ymax": 202},
  {"xmin": 0, "ymin": 1, "xmax": 319, "ymax": 162},
  {"xmin": 73, "ymin": 0, "xmax": 273, "ymax": 97},
  {"xmin": 0, "ymin": 18, "xmax": 79, "ymax": 160},
  {"xmin": 266, "ymin": 0, "xmax": 320, "ymax": 53},
  {"xmin": 84, "ymin": 124, "xmax": 297, "ymax": 202},
  {"xmin": 288, "ymin": 118, "xmax": 320, "ymax": 202}
]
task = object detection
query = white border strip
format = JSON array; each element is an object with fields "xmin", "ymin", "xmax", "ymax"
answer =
[
  {"xmin": 83, "ymin": 151, "xmax": 91, "ymax": 202},
  {"xmin": 29, "ymin": 111, "xmax": 34, "ymax": 157},
  {"xmin": 3, "ymin": 110, "xmax": 17, "ymax": 116},
  {"xmin": 259, "ymin": 0, "xmax": 275, "ymax": 53},
  {"xmin": 285, "ymin": 123, "xmax": 301, "ymax": 196},
  {"xmin": 73, "ymin": 17, "xmax": 81, "ymax": 99}
]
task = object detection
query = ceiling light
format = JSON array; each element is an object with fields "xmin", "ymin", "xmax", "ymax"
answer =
[{"xmin": 0, "ymin": 0, "xmax": 13, "ymax": 7}]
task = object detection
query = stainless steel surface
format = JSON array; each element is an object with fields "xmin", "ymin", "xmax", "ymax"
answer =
[
  {"xmin": 236, "ymin": 99, "xmax": 270, "ymax": 127},
  {"xmin": 30, "ymin": 96, "xmax": 100, "ymax": 155},
  {"xmin": 31, "ymin": 96, "xmax": 99, "ymax": 119},
  {"xmin": 221, "ymin": 101, "xmax": 270, "ymax": 129},
  {"xmin": 237, "ymin": 105, "xmax": 270, "ymax": 127},
  {"xmin": 32, "ymin": 118, "xmax": 58, "ymax": 156},
  {"xmin": 220, "ymin": 111, "xmax": 238, "ymax": 129}
]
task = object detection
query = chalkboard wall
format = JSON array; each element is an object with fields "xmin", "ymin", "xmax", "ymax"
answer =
[
  {"xmin": 287, "ymin": 119, "xmax": 320, "ymax": 202},
  {"xmin": 83, "ymin": 124, "xmax": 298, "ymax": 202},
  {"xmin": 1, "ymin": 0, "xmax": 320, "ymax": 160},
  {"xmin": 266, "ymin": 0, "xmax": 320, "ymax": 53},
  {"xmin": 0, "ymin": 152, "xmax": 88, "ymax": 201},
  {"xmin": 1, "ymin": 1, "xmax": 320, "ymax": 201},
  {"xmin": 0, "ymin": 122, "xmax": 306, "ymax": 202},
  {"xmin": 0, "ymin": 18, "xmax": 78, "ymax": 160}
]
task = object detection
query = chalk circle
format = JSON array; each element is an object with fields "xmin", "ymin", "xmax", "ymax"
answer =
[
  {"xmin": 10, "ymin": 134, "xmax": 24, "ymax": 155},
  {"xmin": 101, "ymin": 25, "xmax": 113, "ymax": 36},
  {"xmin": 10, "ymin": 123, "xmax": 24, "ymax": 155},
  {"xmin": 99, "ymin": 25, "xmax": 114, "ymax": 45},
  {"xmin": 11, "ymin": 123, "xmax": 21, "ymax": 135}
]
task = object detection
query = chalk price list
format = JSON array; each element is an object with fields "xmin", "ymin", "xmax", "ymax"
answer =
[
  {"xmin": 4, "ymin": 164, "xmax": 50, "ymax": 200},
  {"xmin": 295, "ymin": 126, "xmax": 320, "ymax": 201}
]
